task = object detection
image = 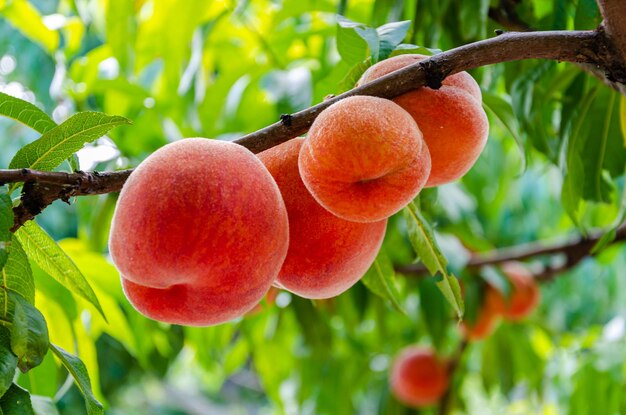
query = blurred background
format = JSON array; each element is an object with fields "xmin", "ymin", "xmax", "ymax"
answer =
[{"xmin": 2, "ymin": 0, "xmax": 626, "ymax": 414}]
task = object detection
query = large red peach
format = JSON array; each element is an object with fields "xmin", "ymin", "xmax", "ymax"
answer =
[
  {"xmin": 357, "ymin": 54, "xmax": 489, "ymax": 187},
  {"xmin": 259, "ymin": 138, "xmax": 387, "ymax": 299},
  {"xmin": 487, "ymin": 262, "xmax": 540, "ymax": 321},
  {"xmin": 298, "ymin": 96, "xmax": 431, "ymax": 223},
  {"xmin": 390, "ymin": 346, "xmax": 449, "ymax": 408},
  {"xmin": 109, "ymin": 138, "xmax": 289, "ymax": 326}
]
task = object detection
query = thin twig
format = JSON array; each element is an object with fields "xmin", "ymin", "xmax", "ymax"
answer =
[{"xmin": 396, "ymin": 225, "xmax": 626, "ymax": 281}]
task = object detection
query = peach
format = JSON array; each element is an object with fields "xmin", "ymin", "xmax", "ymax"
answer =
[
  {"xmin": 299, "ymin": 95, "xmax": 431, "ymax": 223},
  {"xmin": 460, "ymin": 304, "xmax": 500, "ymax": 341},
  {"xmin": 390, "ymin": 346, "xmax": 449, "ymax": 408},
  {"xmin": 259, "ymin": 138, "xmax": 387, "ymax": 299},
  {"xmin": 357, "ymin": 54, "xmax": 489, "ymax": 187},
  {"xmin": 487, "ymin": 262, "xmax": 540, "ymax": 321},
  {"xmin": 109, "ymin": 138, "xmax": 289, "ymax": 326}
]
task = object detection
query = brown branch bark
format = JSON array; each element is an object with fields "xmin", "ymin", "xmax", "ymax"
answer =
[
  {"xmin": 1, "ymin": 29, "xmax": 625, "ymax": 232},
  {"xmin": 598, "ymin": 0, "xmax": 626, "ymax": 60},
  {"xmin": 395, "ymin": 224, "xmax": 626, "ymax": 281}
]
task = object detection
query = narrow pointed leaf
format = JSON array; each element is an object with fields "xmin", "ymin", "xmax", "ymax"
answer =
[
  {"xmin": 404, "ymin": 202, "xmax": 464, "ymax": 318},
  {"xmin": 15, "ymin": 222, "xmax": 105, "ymax": 319},
  {"xmin": 0, "ymin": 92, "xmax": 56, "ymax": 134},
  {"xmin": 361, "ymin": 249, "xmax": 405, "ymax": 314},
  {"xmin": 49, "ymin": 344, "xmax": 104, "ymax": 415},
  {"xmin": 9, "ymin": 112, "xmax": 131, "ymax": 172},
  {"xmin": 1, "ymin": 236, "xmax": 34, "ymax": 306},
  {"xmin": 0, "ymin": 0, "xmax": 59, "ymax": 54}
]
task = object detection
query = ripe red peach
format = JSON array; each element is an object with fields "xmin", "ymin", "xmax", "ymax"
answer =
[
  {"xmin": 390, "ymin": 346, "xmax": 449, "ymax": 408},
  {"xmin": 299, "ymin": 95, "xmax": 431, "ymax": 223},
  {"xmin": 487, "ymin": 262, "xmax": 540, "ymax": 321},
  {"xmin": 357, "ymin": 54, "xmax": 489, "ymax": 187},
  {"xmin": 259, "ymin": 138, "xmax": 387, "ymax": 299},
  {"xmin": 109, "ymin": 138, "xmax": 289, "ymax": 326}
]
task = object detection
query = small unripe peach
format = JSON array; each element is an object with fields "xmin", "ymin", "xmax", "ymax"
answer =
[
  {"xmin": 299, "ymin": 95, "xmax": 431, "ymax": 223},
  {"xmin": 109, "ymin": 138, "xmax": 289, "ymax": 326},
  {"xmin": 390, "ymin": 346, "xmax": 449, "ymax": 407},
  {"xmin": 358, "ymin": 54, "xmax": 489, "ymax": 187},
  {"xmin": 259, "ymin": 138, "xmax": 387, "ymax": 299},
  {"xmin": 487, "ymin": 262, "xmax": 540, "ymax": 321}
]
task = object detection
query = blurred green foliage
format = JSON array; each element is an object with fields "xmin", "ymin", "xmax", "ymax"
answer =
[{"xmin": 0, "ymin": 0, "xmax": 625, "ymax": 414}]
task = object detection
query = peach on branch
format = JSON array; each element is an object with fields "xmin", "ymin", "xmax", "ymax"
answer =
[
  {"xmin": 109, "ymin": 138, "xmax": 289, "ymax": 326},
  {"xmin": 259, "ymin": 137, "xmax": 386, "ymax": 299},
  {"xmin": 357, "ymin": 54, "xmax": 489, "ymax": 187},
  {"xmin": 298, "ymin": 95, "xmax": 431, "ymax": 223}
]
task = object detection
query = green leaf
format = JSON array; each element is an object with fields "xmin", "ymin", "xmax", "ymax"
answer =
[
  {"xmin": 0, "ymin": 0, "xmax": 59, "ymax": 54},
  {"xmin": 561, "ymin": 83, "xmax": 601, "ymax": 225},
  {"xmin": 482, "ymin": 91, "xmax": 526, "ymax": 172},
  {"xmin": 574, "ymin": 0, "xmax": 601, "ymax": 29},
  {"xmin": 9, "ymin": 112, "xmax": 131, "ymax": 171},
  {"xmin": 376, "ymin": 20, "xmax": 411, "ymax": 61},
  {"xmin": 0, "ymin": 92, "xmax": 56, "ymax": 134},
  {"xmin": 49, "ymin": 344, "xmax": 103, "ymax": 415},
  {"xmin": 338, "ymin": 60, "xmax": 371, "ymax": 93},
  {"xmin": 336, "ymin": 16, "xmax": 377, "ymax": 64},
  {"xmin": 15, "ymin": 222, "xmax": 105, "ymax": 320},
  {"xmin": 0, "ymin": 327, "xmax": 17, "ymax": 397},
  {"xmin": 0, "ymin": 191, "xmax": 13, "ymax": 272},
  {"xmin": 361, "ymin": 248, "xmax": 405, "ymax": 314},
  {"xmin": 403, "ymin": 202, "xmax": 464, "ymax": 318},
  {"xmin": 1, "ymin": 236, "xmax": 34, "ymax": 307},
  {"xmin": 0, "ymin": 383, "xmax": 35, "ymax": 415},
  {"xmin": 10, "ymin": 294, "xmax": 49, "ymax": 373},
  {"xmin": 391, "ymin": 44, "xmax": 441, "ymax": 57}
]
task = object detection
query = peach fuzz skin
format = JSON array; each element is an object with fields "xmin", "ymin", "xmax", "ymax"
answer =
[
  {"xmin": 487, "ymin": 262, "xmax": 540, "ymax": 321},
  {"xmin": 390, "ymin": 346, "xmax": 449, "ymax": 408},
  {"xmin": 109, "ymin": 138, "xmax": 289, "ymax": 326},
  {"xmin": 259, "ymin": 138, "xmax": 387, "ymax": 299},
  {"xmin": 358, "ymin": 54, "xmax": 489, "ymax": 187},
  {"xmin": 299, "ymin": 96, "xmax": 431, "ymax": 223}
]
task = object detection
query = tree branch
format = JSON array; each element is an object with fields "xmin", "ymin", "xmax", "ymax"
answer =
[
  {"xmin": 395, "ymin": 224, "xmax": 626, "ymax": 281},
  {"xmin": 1, "ymin": 29, "xmax": 625, "ymax": 231},
  {"xmin": 598, "ymin": 0, "xmax": 626, "ymax": 60}
]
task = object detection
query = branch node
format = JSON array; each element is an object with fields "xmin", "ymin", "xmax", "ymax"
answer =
[
  {"xmin": 495, "ymin": 29, "xmax": 505, "ymax": 36},
  {"xmin": 422, "ymin": 60, "xmax": 446, "ymax": 90},
  {"xmin": 280, "ymin": 114, "xmax": 293, "ymax": 126}
]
